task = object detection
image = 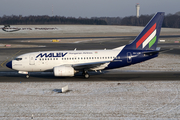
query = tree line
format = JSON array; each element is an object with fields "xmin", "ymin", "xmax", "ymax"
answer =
[
  {"xmin": 0, "ymin": 12, "xmax": 180, "ymax": 28},
  {"xmin": 96, "ymin": 12, "xmax": 180, "ymax": 28},
  {"xmin": 0, "ymin": 15, "xmax": 107, "ymax": 25}
]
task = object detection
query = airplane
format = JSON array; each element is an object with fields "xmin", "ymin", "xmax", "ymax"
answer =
[{"xmin": 6, "ymin": 12, "xmax": 165, "ymax": 79}]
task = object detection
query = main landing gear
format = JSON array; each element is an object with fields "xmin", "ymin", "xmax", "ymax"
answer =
[{"xmin": 82, "ymin": 70, "xmax": 90, "ymax": 79}]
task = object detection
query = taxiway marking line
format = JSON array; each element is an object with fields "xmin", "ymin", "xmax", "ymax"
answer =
[{"xmin": 1, "ymin": 50, "xmax": 21, "ymax": 68}]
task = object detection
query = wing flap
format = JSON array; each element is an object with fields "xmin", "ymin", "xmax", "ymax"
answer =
[{"xmin": 72, "ymin": 61, "xmax": 111, "ymax": 71}]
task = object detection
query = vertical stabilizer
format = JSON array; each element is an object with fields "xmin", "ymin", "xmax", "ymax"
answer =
[{"xmin": 127, "ymin": 12, "xmax": 164, "ymax": 50}]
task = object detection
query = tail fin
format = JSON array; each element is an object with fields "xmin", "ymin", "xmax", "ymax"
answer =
[{"xmin": 127, "ymin": 12, "xmax": 164, "ymax": 50}]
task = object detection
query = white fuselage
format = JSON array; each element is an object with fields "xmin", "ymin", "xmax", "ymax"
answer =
[{"xmin": 12, "ymin": 47, "xmax": 124, "ymax": 72}]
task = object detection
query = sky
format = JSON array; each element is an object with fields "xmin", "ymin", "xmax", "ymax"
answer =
[{"xmin": 0, "ymin": 0, "xmax": 180, "ymax": 18}]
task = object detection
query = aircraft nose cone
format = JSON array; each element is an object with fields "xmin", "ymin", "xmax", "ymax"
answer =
[{"xmin": 6, "ymin": 61, "xmax": 12, "ymax": 69}]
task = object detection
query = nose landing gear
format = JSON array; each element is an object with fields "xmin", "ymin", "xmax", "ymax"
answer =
[{"xmin": 26, "ymin": 74, "xmax": 30, "ymax": 78}]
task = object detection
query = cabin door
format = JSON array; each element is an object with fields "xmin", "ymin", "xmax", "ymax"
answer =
[{"xmin": 29, "ymin": 54, "xmax": 35, "ymax": 65}]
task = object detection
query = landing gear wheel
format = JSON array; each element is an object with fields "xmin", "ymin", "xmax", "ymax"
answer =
[
  {"xmin": 26, "ymin": 74, "xmax": 30, "ymax": 79},
  {"xmin": 82, "ymin": 70, "xmax": 90, "ymax": 79},
  {"xmin": 84, "ymin": 73, "xmax": 90, "ymax": 79}
]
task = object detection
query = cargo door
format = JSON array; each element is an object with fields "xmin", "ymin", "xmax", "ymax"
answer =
[{"xmin": 127, "ymin": 52, "xmax": 132, "ymax": 63}]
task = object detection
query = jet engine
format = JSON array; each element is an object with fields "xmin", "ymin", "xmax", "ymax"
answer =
[{"xmin": 53, "ymin": 66, "xmax": 75, "ymax": 77}]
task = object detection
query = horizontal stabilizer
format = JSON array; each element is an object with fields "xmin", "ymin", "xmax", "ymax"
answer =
[{"xmin": 143, "ymin": 48, "xmax": 173, "ymax": 55}]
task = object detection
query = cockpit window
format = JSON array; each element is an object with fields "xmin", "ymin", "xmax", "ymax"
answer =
[{"xmin": 14, "ymin": 58, "xmax": 22, "ymax": 61}]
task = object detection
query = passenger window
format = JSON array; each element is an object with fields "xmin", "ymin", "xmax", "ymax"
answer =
[
  {"xmin": 56, "ymin": 58, "xmax": 58, "ymax": 60},
  {"xmin": 42, "ymin": 58, "xmax": 44, "ymax": 60}
]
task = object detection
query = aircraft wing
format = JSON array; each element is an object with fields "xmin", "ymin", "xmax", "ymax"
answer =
[
  {"xmin": 72, "ymin": 61, "xmax": 111, "ymax": 71},
  {"xmin": 44, "ymin": 61, "xmax": 111, "ymax": 72}
]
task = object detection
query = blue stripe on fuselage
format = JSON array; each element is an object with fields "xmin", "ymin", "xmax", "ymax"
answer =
[{"xmin": 105, "ymin": 48, "xmax": 158, "ymax": 70}]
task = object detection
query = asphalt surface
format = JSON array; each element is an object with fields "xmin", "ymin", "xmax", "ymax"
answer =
[
  {"xmin": 0, "ymin": 71, "xmax": 180, "ymax": 82},
  {"xmin": 1, "ymin": 35, "xmax": 180, "ymax": 119},
  {"xmin": 0, "ymin": 36, "xmax": 180, "ymax": 81}
]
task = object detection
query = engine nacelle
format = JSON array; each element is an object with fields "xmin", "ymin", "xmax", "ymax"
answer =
[{"xmin": 53, "ymin": 66, "xmax": 75, "ymax": 77}]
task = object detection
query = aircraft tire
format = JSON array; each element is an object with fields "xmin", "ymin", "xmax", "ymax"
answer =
[
  {"xmin": 26, "ymin": 74, "xmax": 29, "ymax": 79},
  {"xmin": 84, "ymin": 73, "xmax": 90, "ymax": 79}
]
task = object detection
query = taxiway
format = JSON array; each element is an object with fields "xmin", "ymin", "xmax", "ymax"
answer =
[{"xmin": 0, "ymin": 25, "xmax": 180, "ymax": 119}]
